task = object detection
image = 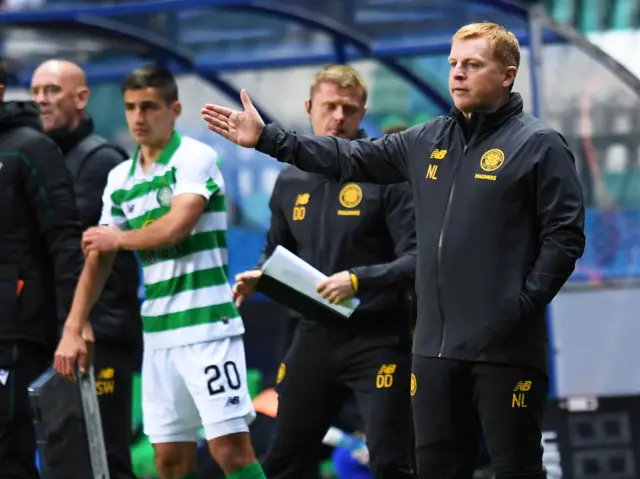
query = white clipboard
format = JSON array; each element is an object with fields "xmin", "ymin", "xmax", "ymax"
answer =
[{"xmin": 260, "ymin": 246, "xmax": 360, "ymax": 319}]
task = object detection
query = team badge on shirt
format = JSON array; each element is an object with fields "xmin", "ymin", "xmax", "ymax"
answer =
[{"xmin": 157, "ymin": 186, "xmax": 173, "ymax": 207}]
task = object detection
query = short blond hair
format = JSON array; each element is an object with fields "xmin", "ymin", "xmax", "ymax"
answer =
[
  {"xmin": 310, "ymin": 64, "xmax": 368, "ymax": 103},
  {"xmin": 453, "ymin": 22, "xmax": 520, "ymax": 68}
]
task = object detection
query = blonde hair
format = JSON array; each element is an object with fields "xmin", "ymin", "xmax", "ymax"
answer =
[
  {"xmin": 310, "ymin": 64, "xmax": 368, "ymax": 104},
  {"xmin": 453, "ymin": 22, "xmax": 520, "ymax": 68}
]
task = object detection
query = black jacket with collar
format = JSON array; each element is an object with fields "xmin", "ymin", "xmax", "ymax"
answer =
[
  {"xmin": 52, "ymin": 118, "xmax": 142, "ymax": 351},
  {"xmin": 258, "ymin": 130, "xmax": 417, "ymax": 341},
  {"xmin": 0, "ymin": 101, "xmax": 83, "ymax": 348},
  {"xmin": 256, "ymin": 93, "xmax": 586, "ymax": 373}
]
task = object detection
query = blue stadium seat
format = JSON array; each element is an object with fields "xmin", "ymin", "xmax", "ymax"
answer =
[
  {"xmin": 579, "ymin": 0, "xmax": 604, "ymax": 32},
  {"xmin": 611, "ymin": 0, "xmax": 635, "ymax": 29},
  {"xmin": 550, "ymin": 0, "xmax": 573, "ymax": 24}
]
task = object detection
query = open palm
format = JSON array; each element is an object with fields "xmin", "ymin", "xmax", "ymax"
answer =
[{"xmin": 201, "ymin": 89, "xmax": 265, "ymax": 147}]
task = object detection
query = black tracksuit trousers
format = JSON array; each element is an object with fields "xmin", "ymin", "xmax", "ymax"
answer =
[
  {"xmin": 263, "ymin": 321, "xmax": 415, "ymax": 479},
  {"xmin": 93, "ymin": 342, "xmax": 138, "ymax": 479},
  {"xmin": 0, "ymin": 343, "xmax": 48, "ymax": 479},
  {"xmin": 411, "ymin": 356, "xmax": 548, "ymax": 479}
]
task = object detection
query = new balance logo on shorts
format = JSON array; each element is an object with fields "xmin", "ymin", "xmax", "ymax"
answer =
[{"xmin": 225, "ymin": 396, "xmax": 240, "ymax": 407}]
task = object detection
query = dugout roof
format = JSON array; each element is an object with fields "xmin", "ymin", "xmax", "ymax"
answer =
[{"xmin": 0, "ymin": 0, "xmax": 639, "ymax": 125}]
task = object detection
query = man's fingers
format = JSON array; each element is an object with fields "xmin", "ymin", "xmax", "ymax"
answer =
[
  {"xmin": 81, "ymin": 329, "xmax": 94, "ymax": 343},
  {"xmin": 82, "ymin": 227, "xmax": 99, "ymax": 240},
  {"xmin": 236, "ymin": 270, "xmax": 261, "ymax": 282},
  {"xmin": 78, "ymin": 351, "xmax": 88, "ymax": 373},
  {"xmin": 55, "ymin": 354, "xmax": 71, "ymax": 377},
  {"xmin": 235, "ymin": 295, "xmax": 245, "ymax": 308},
  {"xmin": 202, "ymin": 110, "xmax": 231, "ymax": 126},
  {"xmin": 240, "ymin": 89, "xmax": 256, "ymax": 113},
  {"xmin": 53, "ymin": 355, "xmax": 61, "ymax": 374},
  {"xmin": 201, "ymin": 104, "xmax": 233, "ymax": 118},
  {"xmin": 235, "ymin": 271, "xmax": 254, "ymax": 282},
  {"xmin": 327, "ymin": 291, "xmax": 343, "ymax": 304},
  {"xmin": 202, "ymin": 114, "xmax": 230, "ymax": 132},
  {"xmin": 317, "ymin": 280, "xmax": 329, "ymax": 293},
  {"xmin": 208, "ymin": 125, "xmax": 226, "ymax": 137},
  {"xmin": 318, "ymin": 285, "xmax": 332, "ymax": 299},
  {"xmin": 204, "ymin": 117, "xmax": 231, "ymax": 138}
]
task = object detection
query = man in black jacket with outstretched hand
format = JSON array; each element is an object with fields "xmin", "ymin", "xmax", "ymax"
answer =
[
  {"xmin": 0, "ymin": 58, "xmax": 84, "ymax": 478},
  {"xmin": 231, "ymin": 65, "xmax": 417, "ymax": 479},
  {"xmin": 202, "ymin": 23, "xmax": 586, "ymax": 479},
  {"xmin": 31, "ymin": 59, "xmax": 141, "ymax": 479}
]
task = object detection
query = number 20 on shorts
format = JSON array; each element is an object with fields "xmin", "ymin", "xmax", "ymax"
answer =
[{"xmin": 205, "ymin": 361, "xmax": 241, "ymax": 396}]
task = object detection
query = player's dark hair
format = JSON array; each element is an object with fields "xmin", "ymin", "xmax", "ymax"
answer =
[
  {"xmin": 0, "ymin": 58, "xmax": 7, "ymax": 86},
  {"xmin": 121, "ymin": 65, "xmax": 178, "ymax": 104}
]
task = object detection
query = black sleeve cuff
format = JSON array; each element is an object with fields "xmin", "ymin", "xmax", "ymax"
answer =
[{"xmin": 256, "ymin": 123, "xmax": 282, "ymax": 158}]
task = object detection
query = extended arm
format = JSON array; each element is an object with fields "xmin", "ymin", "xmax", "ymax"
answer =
[
  {"xmin": 256, "ymin": 123, "xmax": 423, "ymax": 184},
  {"xmin": 520, "ymin": 132, "xmax": 586, "ymax": 315},
  {"xmin": 202, "ymin": 91, "xmax": 426, "ymax": 184},
  {"xmin": 350, "ymin": 183, "xmax": 417, "ymax": 293}
]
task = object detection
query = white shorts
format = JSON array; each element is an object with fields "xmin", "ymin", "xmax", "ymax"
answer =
[{"xmin": 142, "ymin": 336, "xmax": 256, "ymax": 443}]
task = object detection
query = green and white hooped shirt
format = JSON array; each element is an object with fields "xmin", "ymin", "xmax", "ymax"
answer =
[{"xmin": 98, "ymin": 132, "xmax": 243, "ymax": 350}]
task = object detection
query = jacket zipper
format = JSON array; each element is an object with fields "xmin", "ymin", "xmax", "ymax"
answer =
[{"xmin": 436, "ymin": 143, "xmax": 469, "ymax": 358}]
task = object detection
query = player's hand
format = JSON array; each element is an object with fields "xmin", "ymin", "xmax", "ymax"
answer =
[
  {"xmin": 54, "ymin": 323, "xmax": 93, "ymax": 377},
  {"xmin": 317, "ymin": 271, "xmax": 355, "ymax": 304},
  {"xmin": 82, "ymin": 226, "xmax": 122, "ymax": 253},
  {"xmin": 201, "ymin": 89, "xmax": 265, "ymax": 148},
  {"xmin": 233, "ymin": 269, "xmax": 262, "ymax": 307}
]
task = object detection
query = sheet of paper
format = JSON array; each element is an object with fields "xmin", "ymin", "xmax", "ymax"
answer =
[{"xmin": 261, "ymin": 245, "xmax": 360, "ymax": 318}]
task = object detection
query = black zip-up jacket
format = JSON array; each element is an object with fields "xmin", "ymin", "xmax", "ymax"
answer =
[
  {"xmin": 0, "ymin": 101, "xmax": 83, "ymax": 348},
  {"xmin": 258, "ymin": 161, "xmax": 417, "ymax": 339},
  {"xmin": 255, "ymin": 93, "xmax": 586, "ymax": 373},
  {"xmin": 51, "ymin": 118, "xmax": 142, "ymax": 351}
]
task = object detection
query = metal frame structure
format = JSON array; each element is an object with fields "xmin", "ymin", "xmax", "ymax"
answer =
[{"xmin": 0, "ymin": 0, "xmax": 639, "ymax": 122}]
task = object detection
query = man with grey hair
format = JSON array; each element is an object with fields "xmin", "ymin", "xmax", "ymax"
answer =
[{"xmin": 32, "ymin": 59, "xmax": 141, "ymax": 479}]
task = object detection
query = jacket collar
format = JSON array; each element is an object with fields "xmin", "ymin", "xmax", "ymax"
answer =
[
  {"xmin": 49, "ymin": 117, "xmax": 95, "ymax": 155},
  {"xmin": 451, "ymin": 92, "xmax": 524, "ymax": 143}
]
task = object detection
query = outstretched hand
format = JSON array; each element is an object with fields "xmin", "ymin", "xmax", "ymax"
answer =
[{"xmin": 201, "ymin": 89, "xmax": 265, "ymax": 148}]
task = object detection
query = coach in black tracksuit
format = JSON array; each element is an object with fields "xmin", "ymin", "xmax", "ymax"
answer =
[
  {"xmin": 249, "ymin": 88, "xmax": 586, "ymax": 476},
  {"xmin": 0, "ymin": 95, "xmax": 83, "ymax": 476},
  {"xmin": 204, "ymin": 28, "xmax": 588, "ymax": 477},
  {"xmin": 255, "ymin": 159, "xmax": 417, "ymax": 479},
  {"xmin": 203, "ymin": 34, "xmax": 586, "ymax": 475},
  {"xmin": 250, "ymin": 87, "xmax": 587, "ymax": 476}
]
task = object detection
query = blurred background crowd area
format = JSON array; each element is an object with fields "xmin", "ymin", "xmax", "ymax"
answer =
[{"xmin": 0, "ymin": 0, "xmax": 638, "ymax": 399}]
